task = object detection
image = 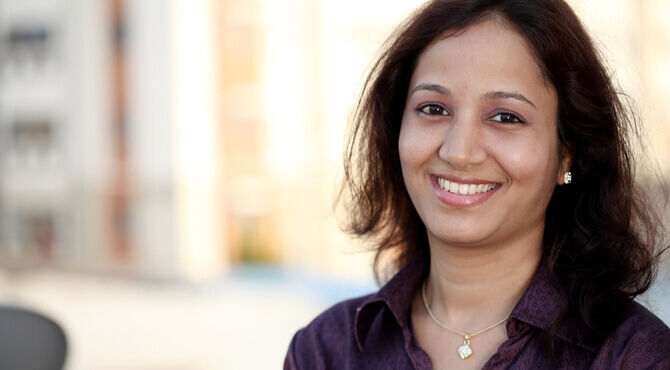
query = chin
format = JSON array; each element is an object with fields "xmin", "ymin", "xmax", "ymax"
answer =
[{"xmin": 428, "ymin": 229, "xmax": 495, "ymax": 248}]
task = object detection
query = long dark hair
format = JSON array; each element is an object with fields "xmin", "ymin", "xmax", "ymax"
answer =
[{"xmin": 341, "ymin": 0, "xmax": 667, "ymax": 353}]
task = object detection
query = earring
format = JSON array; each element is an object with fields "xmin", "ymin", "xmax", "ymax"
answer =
[{"xmin": 564, "ymin": 171, "xmax": 572, "ymax": 185}]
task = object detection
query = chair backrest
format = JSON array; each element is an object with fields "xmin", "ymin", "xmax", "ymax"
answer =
[{"xmin": 0, "ymin": 305, "xmax": 67, "ymax": 370}]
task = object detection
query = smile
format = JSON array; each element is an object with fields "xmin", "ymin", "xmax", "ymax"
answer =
[
  {"xmin": 430, "ymin": 175, "xmax": 501, "ymax": 207},
  {"xmin": 437, "ymin": 178, "xmax": 497, "ymax": 195}
]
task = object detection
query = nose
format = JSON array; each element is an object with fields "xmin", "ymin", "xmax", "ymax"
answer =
[{"xmin": 438, "ymin": 115, "xmax": 487, "ymax": 169}]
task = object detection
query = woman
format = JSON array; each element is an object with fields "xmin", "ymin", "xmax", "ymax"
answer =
[{"xmin": 285, "ymin": 0, "xmax": 669, "ymax": 369}]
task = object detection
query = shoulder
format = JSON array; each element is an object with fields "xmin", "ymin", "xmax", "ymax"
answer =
[
  {"xmin": 284, "ymin": 293, "xmax": 375, "ymax": 370},
  {"xmin": 596, "ymin": 301, "xmax": 670, "ymax": 369}
]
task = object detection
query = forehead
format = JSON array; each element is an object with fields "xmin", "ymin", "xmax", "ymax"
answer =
[{"xmin": 411, "ymin": 18, "xmax": 553, "ymax": 98}]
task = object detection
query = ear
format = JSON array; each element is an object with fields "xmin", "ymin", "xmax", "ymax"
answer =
[{"xmin": 557, "ymin": 150, "xmax": 572, "ymax": 185}]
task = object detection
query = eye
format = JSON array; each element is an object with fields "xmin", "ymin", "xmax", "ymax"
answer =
[
  {"xmin": 490, "ymin": 112, "xmax": 524, "ymax": 124},
  {"xmin": 417, "ymin": 103, "xmax": 449, "ymax": 116}
]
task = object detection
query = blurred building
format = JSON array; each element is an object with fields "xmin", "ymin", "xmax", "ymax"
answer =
[
  {"xmin": 0, "ymin": 0, "xmax": 226, "ymax": 281},
  {"xmin": 0, "ymin": 0, "xmax": 667, "ymax": 284},
  {"xmin": 0, "ymin": 0, "xmax": 112, "ymax": 271}
]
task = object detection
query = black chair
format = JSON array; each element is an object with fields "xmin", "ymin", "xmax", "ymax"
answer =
[{"xmin": 0, "ymin": 305, "xmax": 67, "ymax": 370}]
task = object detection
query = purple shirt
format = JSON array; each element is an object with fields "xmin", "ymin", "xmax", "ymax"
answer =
[{"xmin": 284, "ymin": 254, "xmax": 670, "ymax": 369}]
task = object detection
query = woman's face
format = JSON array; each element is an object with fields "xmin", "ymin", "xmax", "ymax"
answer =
[{"xmin": 399, "ymin": 18, "xmax": 567, "ymax": 250}]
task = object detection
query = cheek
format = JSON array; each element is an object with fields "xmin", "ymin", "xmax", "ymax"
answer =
[
  {"xmin": 398, "ymin": 121, "xmax": 432, "ymax": 197},
  {"xmin": 398, "ymin": 121, "xmax": 437, "ymax": 174},
  {"xmin": 398, "ymin": 122, "xmax": 419, "ymax": 170},
  {"xmin": 494, "ymin": 134, "xmax": 560, "ymax": 188}
]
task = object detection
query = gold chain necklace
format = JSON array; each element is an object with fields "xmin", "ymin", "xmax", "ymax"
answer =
[{"xmin": 421, "ymin": 280, "xmax": 508, "ymax": 360}]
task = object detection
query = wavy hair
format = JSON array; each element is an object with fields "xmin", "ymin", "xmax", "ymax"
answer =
[{"xmin": 341, "ymin": 0, "xmax": 667, "ymax": 353}]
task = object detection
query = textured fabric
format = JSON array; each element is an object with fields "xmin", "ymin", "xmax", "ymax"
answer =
[{"xmin": 284, "ymin": 253, "xmax": 670, "ymax": 369}]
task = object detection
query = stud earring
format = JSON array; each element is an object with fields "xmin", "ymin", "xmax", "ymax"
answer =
[{"xmin": 564, "ymin": 171, "xmax": 572, "ymax": 185}]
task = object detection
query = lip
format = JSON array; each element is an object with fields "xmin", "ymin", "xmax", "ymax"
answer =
[{"xmin": 430, "ymin": 174, "xmax": 500, "ymax": 207}]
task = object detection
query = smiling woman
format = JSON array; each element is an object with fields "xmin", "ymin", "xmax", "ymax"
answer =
[
  {"xmin": 399, "ymin": 19, "xmax": 564, "ymax": 252},
  {"xmin": 284, "ymin": 1, "xmax": 670, "ymax": 369}
]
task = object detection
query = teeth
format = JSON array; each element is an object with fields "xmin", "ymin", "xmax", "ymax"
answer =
[
  {"xmin": 449, "ymin": 181, "xmax": 459, "ymax": 193},
  {"xmin": 437, "ymin": 178, "xmax": 497, "ymax": 195}
]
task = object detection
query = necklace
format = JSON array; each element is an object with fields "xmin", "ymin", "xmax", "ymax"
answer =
[{"xmin": 421, "ymin": 280, "xmax": 508, "ymax": 360}]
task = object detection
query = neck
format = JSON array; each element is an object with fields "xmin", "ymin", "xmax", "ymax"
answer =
[{"xmin": 424, "ymin": 233, "xmax": 542, "ymax": 330}]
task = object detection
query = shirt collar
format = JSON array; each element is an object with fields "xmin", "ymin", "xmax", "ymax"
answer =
[
  {"xmin": 354, "ymin": 250, "xmax": 428, "ymax": 351},
  {"xmin": 354, "ymin": 251, "xmax": 599, "ymax": 352}
]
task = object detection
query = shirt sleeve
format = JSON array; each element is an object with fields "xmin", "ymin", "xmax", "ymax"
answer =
[
  {"xmin": 617, "ymin": 322, "xmax": 670, "ymax": 369},
  {"xmin": 283, "ymin": 325, "xmax": 333, "ymax": 370},
  {"xmin": 283, "ymin": 329, "xmax": 302, "ymax": 370}
]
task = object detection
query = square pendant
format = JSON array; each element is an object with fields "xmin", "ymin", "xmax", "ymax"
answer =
[{"xmin": 458, "ymin": 344, "xmax": 473, "ymax": 359}]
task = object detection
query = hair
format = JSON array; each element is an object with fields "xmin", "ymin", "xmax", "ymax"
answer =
[{"xmin": 341, "ymin": 0, "xmax": 667, "ymax": 356}]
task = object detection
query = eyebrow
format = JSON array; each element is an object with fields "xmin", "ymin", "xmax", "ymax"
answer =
[
  {"xmin": 410, "ymin": 83, "xmax": 537, "ymax": 109},
  {"xmin": 410, "ymin": 83, "xmax": 451, "ymax": 96},
  {"xmin": 484, "ymin": 91, "xmax": 536, "ymax": 109}
]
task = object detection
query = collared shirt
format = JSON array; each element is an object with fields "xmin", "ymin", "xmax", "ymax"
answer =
[{"xmin": 284, "ymin": 253, "xmax": 670, "ymax": 369}]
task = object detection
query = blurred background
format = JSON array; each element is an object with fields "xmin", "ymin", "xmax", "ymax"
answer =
[{"xmin": 0, "ymin": 0, "xmax": 667, "ymax": 369}]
